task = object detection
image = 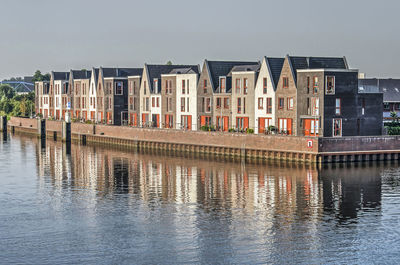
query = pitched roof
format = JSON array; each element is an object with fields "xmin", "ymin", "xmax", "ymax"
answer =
[
  {"xmin": 205, "ymin": 60, "xmax": 259, "ymax": 92},
  {"xmin": 359, "ymin": 78, "xmax": 400, "ymax": 102},
  {"xmin": 101, "ymin": 67, "xmax": 143, "ymax": 78},
  {"xmin": 52, "ymin": 72, "xmax": 70, "ymax": 81},
  {"xmin": 145, "ymin": 64, "xmax": 199, "ymax": 93},
  {"xmin": 169, "ymin": 67, "xmax": 200, "ymax": 75},
  {"xmin": 230, "ymin": 64, "xmax": 260, "ymax": 73},
  {"xmin": 71, "ymin": 70, "xmax": 91, "ymax": 79},
  {"xmin": 265, "ymin": 57, "xmax": 284, "ymax": 89},
  {"xmin": 287, "ymin": 56, "xmax": 348, "ymax": 83}
]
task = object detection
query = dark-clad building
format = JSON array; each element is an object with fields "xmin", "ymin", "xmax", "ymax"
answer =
[
  {"xmin": 358, "ymin": 78, "xmax": 400, "ymax": 121},
  {"xmin": 297, "ymin": 68, "xmax": 383, "ymax": 137}
]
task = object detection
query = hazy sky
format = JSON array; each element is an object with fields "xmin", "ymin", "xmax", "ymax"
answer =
[{"xmin": 1, "ymin": 0, "xmax": 399, "ymax": 80}]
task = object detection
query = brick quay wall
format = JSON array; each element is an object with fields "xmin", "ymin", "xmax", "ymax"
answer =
[{"xmin": 8, "ymin": 117, "xmax": 400, "ymax": 163}]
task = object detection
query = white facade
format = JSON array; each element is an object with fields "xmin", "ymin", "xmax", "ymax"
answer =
[
  {"xmin": 150, "ymin": 94, "xmax": 162, "ymax": 128},
  {"xmin": 53, "ymin": 80, "xmax": 63, "ymax": 120},
  {"xmin": 176, "ymin": 73, "xmax": 198, "ymax": 130},
  {"xmin": 89, "ymin": 69, "xmax": 98, "ymax": 121},
  {"xmin": 254, "ymin": 57, "xmax": 277, "ymax": 134}
]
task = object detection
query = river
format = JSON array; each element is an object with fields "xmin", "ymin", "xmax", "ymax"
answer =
[{"xmin": 0, "ymin": 133, "xmax": 399, "ymax": 264}]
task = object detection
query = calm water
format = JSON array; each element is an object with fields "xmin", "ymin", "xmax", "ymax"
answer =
[{"xmin": 1, "ymin": 133, "xmax": 400, "ymax": 264}]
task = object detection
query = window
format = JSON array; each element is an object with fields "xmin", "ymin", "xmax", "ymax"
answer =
[
  {"xmin": 129, "ymin": 81, "xmax": 133, "ymax": 95},
  {"xmin": 187, "ymin": 98, "xmax": 189, "ymax": 112},
  {"xmin": 157, "ymin": 97, "xmax": 160, "ymax": 107},
  {"xmin": 187, "ymin": 80, "xmax": 190, "ymax": 93},
  {"xmin": 201, "ymin": 97, "xmax": 205, "ymax": 112},
  {"xmin": 287, "ymin": 97, "xmax": 294, "ymax": 110},
  {"xmin": 216, "ymin": 97, "xmax": 221, "ymax": 109},
  {"xmin": 326, "ymin": 76, "xmax": 335, "ymax": 94},
  {"xmin": 307, "ymin": 76, "xmax": 310, "ymax": 94},
  {"xmin": 310, "ymin": 120, "xmax": 319, "ymax": 135},
  {"xmin": 115, "ymin": 81, "xmax": 123, "ymax": 95},
  {"xmin": 152, "ymin": 97, "xmax": 155, "ymax": 107},
  {"xmin": 224, "ymin": 98, "xmax": 229, "ymax": 109},
  {"xmin": 335, "ymin": 98, "xmax": 341, "ymax": 115},
  {"xmin": 384, "ymin": 103, "xmax": 390, "ymax": 110},
  {"xmin": 144, "ymin": 81, "xmax": 147, "ymax": 95},
  {"xmin": 258, "ymin": 98, "xmax": 263, "ymax": 109},
  {"xmin": 311, "ymin": 98, "xmax": 319, "ymax": 116},
  {"xmin": 362, "ymin": 98, "xmax": 366, "ymax": 115},
  {"xmin": 263, "ymin": 78, "xmax": 267, "ymax": 94},
  {"xmin": 206, "ymin": 98, "xmax": 211, "ymax": 112},
  {"xmin": 133, "ymin": 81, "xmax": 137, "ymax": 94},
  {"xmin": 283, "ymin": 77, "xmax": 289, "ymax": 88},
  {"xmin": 153, "ymin": 79, "xmax": 158, "ymax": 92},
  {"xmin": 313, "ymin": 77, "xmax": 319, "ymax": 94},
  {"xmin": 266, "ymin": 98, "xmax": 272, "ymax": 114},
  {"xmin": 181, "ymin": 97, "xmax": 185, "ymax": 111},
  {"xmin": 243, "ymin": 98, "xmax": 246, "ymax": 114},
  {"xmin": 182, "ymin": 80, "xmax": 186, "ymax": 94},
  {"xmin": 236, "ymin": 79, "xmax": 241, "ymax": 93},
  {"xmin": 333, "ymin": 118, "xmax": 342, "ymax": 137},
  {"xmin": 220, "ymin": 77, "xmax": 226, "ymax": 92},
  {"xmin": 203, "ymin": 80, "xmax": 207, "ymax": 93},
  {"xmin": 244, "ymin": 78, "xmax": 248, "ymax": 94},
  {"xmin": 278, "ymin": 98, "xmax": 284, "ymax": 109},
  {"xmin": 145, "ymin": 98, "xmax": 149, "ymax": 111},
  {"xmin": 237, "ymin": 98, "xmax": 241, "ymax": 113},
  {"xmin": 134, "ymin": 98, "xmax": 137, "ymax": 111}
]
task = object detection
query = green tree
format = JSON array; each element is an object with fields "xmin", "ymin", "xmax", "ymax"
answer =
[
  {"xmin": 32, "ymin": 70, "xmax": 50, "ymax": 82},
  {"xmin": 166, "ymin": 61, "xmax": 173, "ymax": 65},
  {"xmin": 0, "ymin": 84, "xmax": 15, "ymax": 99}
]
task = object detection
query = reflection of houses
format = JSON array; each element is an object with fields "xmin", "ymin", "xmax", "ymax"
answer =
[{"xmin": 359, "ymin": 78, "xmax": 400, "ymax": 121}]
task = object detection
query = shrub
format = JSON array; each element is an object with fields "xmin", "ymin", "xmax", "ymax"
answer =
[
  {"xmin": 200, "ymin": 125, "xmax": 209, "ymax": 131},
  {"xmin": 247, "ymin": 128, "xmax": 254, "ymax": 134},
  {"xmin": 386, "ymin": 126, "xmax": 400, "ymax": 135},
  {"xmin": 228, "ymin": 128, "xmax": 236, "ymax": 133},
  {"xmin": 85, "ymin": 120, "xmax": 93, "ymax": 124}
]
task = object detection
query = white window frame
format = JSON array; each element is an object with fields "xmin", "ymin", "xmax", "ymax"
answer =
[{"xmin": 325, "ymin": 76, "xmax": 335, "ymax": 95}]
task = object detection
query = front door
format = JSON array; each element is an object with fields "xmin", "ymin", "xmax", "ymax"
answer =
[
  {"xmin": 259, "ymin": 118, "xmax": 266, "ymax": 134},
  {"xmin": 304, "ymin": 119, "xmax": 319, "ymax": 136}
]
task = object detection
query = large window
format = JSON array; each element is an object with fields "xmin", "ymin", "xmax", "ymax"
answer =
[
  {"xmin": 333, "ymin": 118, "xmax": 342, "ymax": 137},
  {"xmin": 224, "ymin": 98, "xmax": 229, "ymax": 109},
  {"xmin": 258, "ymin": 98, "xmax": 263, "ymax": 109},
  {"xmin": 278, "ymin": 98, "xmax": 284, "ymax": 109},
  {"xmin": 313, "ymin": 77, "xmax": 319, "ymax": 94},
  {"xmin": 237, "ymin": 98, "xmax": 241, "ymax": 114},
  {"xmin": 220, "ymin": 77, "xmax": 225, "ymax": 92},
  {"xmin": 182, "ymin": 80, "xmax": 186, "ymax": 94},
  {"xmin": 235, "ymin": 79, "xmax": 241, "ymax": 93},
  {"xmin": 326, "ymin": 76, "xmax": 335, "ymax": 94},
  {"xmin": 244, "ymin": 78, "xmax": 248, "ymax": 94},
  {"xmin": 263, "ymin": 78, "xmax": 267, "ymax": 94},
  {"xmin": 335, "ymin": 98, "xmax": 341, "ymax": 115},
  {"xmin": 311, "ymin": 98, "xmax": 319, "ymax": 116},
  {"xmin": 206, "ymin": 97, "xmax": 211, "ymax": 112},
  {"xmin": 181, "ymin": 97, "xmax": 185, "ymax": 112},
  {"xmin": 216, "ymin": 97, "xmax": 221, "ymax": 109},
  {"xmin": 287, "ymin": 97, "xmax": 294, "ymax": 110},
  {"xmin": 283, "ymin": 77, "xmax": 289, "ymax": 88},
  {"xmin": 266, "ymin": 98, "xmax": 272, "ymax": 114}
]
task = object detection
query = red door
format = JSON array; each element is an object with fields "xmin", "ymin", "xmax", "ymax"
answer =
[
  {"xmin": 223, "ymin": 116, "xmax": 229, "ymax": 131},
  {"xmin": 200, "ymin": 116, "xmax": 206, "ymax": 127},
  {"xmin": 62, "ymin": 110, "xmax": 65, "ymax": 120},
  {"xmin": 304, "ymin": 119, "xmax": 311, "ymax": 136},
  {"xmin": 244, "ymin": 117, "xmax": 249, "ymax": 130},
  {"xmin": 287, "ymin": 119, "xmax": 292, "ymax": 135},
  {"xmin": 91, "ymin": 111, "xmax": 95, "ymax": 120},
  {"xmin": 187, "ymin": 115, "xmax": 192, "ymax": 130},
  {"xmin": 156, "ymin": 114, "xmax": 160, "ymax": 128},
  {"xmin": 259, "ymin": 118, "xmax": 266, "ymax": 133}
]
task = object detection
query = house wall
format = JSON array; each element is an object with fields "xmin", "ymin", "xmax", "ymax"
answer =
[
  {"xmin": 97, "ymin": 70, "xmax": 105, "ymax": 123},
  {"xmin": 275, "ymin": 58, "xmax": 297, "ymax": 135},
  {"xmin": 150, "ymin": 94, "xmax": 162, "ymax": 128},
  {"xmin": 161, "ymin": 75, "xmax": 176, "ymax": 128},
  {"xmin": 213, "ymin": 93, "xmax": 231, "ymax": 130},
  {"xmin": 88, "ymin": 69, "xmax": 97, "ymax": 121},
  {"xmin": 254, "ymin": 59, "xmax": 276, "ymax": 134},
  {"xmin": 231, "ymin": 71, "xmax": 257, "ymax": 130},
  {"xmin": 197, "ymin": 62, "xmax": 213, "ymax": 125},
  {"xmin": 127, "ymin": 76, "xmax": 141, "ymax": 126},
  {"xmin": 176, "ymin": 73, "xmax": 198, "ymax": 130},
  {"xmin": 112, "ymin": 78, "xmax": 129, "ymax": 126},
  {"xmin": 357, "ymin": 93, "xmax": 383, "ymax": 136},
  {"xmin": 139, "ymin": 67, "xmax": 151, "ymax": 126}
]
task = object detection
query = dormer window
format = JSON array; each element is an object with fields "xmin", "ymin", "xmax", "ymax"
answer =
[
  {"xmin": 115, "ymin": 81, "xmax": 123, "ymax": 95},
  {"xmin": 326, "ymin": 76, "xmax": 335, "ymax": 95},
  {"xmin": 220, "ymin": 77, "xmax": 226, "ymax": 92},
  {"xmin": 153, "ymin": 79, "xmax": 158, "ymax": 92}
]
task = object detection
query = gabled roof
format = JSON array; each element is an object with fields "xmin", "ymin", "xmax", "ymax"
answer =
[
  {"xmin": 169, "ymin": 67, "xmax": 200, "ymax": 75},
  {"xmin": 145, "ymin": 64, "xmax": 199, "ymax": 93},
  {"xmin": 204, "ymin": 60, "xmax": 259, "ymax": 92},
  {"xmin": 71, "ymin": 70, "xmax": 91, "ymax": 80},
  {"xmin": 265, "ymin": 57, "xmax": 284, "ymax": 89},
  {"xmin": 52, "ymin": 71, "xmax": 70, "ymax": 81},
  {"xmin": 359, "ymin": 78, "xmax": 400, "ymax": 102},
  {"xmin": 287, "ymin": 55, "xmax": 348, "ymax": 83},
  {"xmin": 101, "ymin": 67, "xmax": 143, "ymax": 78}
]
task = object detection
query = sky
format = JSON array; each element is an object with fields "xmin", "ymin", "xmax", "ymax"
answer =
[{"xmin": 1, "ymin": 0, "xmax": 399, "ymax": 80}]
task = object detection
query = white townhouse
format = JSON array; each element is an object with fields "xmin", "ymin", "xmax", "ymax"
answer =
[{"xmin": 254, "ymin": 57, "xmax": 284, "ymax": 134}]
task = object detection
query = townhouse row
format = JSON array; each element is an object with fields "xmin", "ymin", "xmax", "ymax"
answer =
[{"xmin": 35, "ymin": 55, "xmax": 383, "ymax": 137}]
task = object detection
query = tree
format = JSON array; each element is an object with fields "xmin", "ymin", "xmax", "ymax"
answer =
[
  {"xmin": 390, "ymin": 111, "xmax": 398, "ymax": 123},
  {"xmin": 166, "ymin": 61, "xmax": 173, "ymax": 65},
  {"xmin": 0, "ymin": 84, "xmax": 15, "ymax": 99},
  {"xmin": 32, "ymin": 70, "xmax": 50, "ymax": 82}
]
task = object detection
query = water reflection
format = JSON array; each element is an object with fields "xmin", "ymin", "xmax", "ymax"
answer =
[
  {"xmin": 4, "ymin": 133, "xmax": 399, "ymax": 264},
  {"xmin": 32, "ymin": 135, "xmax": 383, "ymax": 224}
]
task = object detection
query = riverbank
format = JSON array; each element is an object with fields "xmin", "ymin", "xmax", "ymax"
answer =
[{"xmin": 7, "ymin": 117, "xmax": 400, "ymax": 163}]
